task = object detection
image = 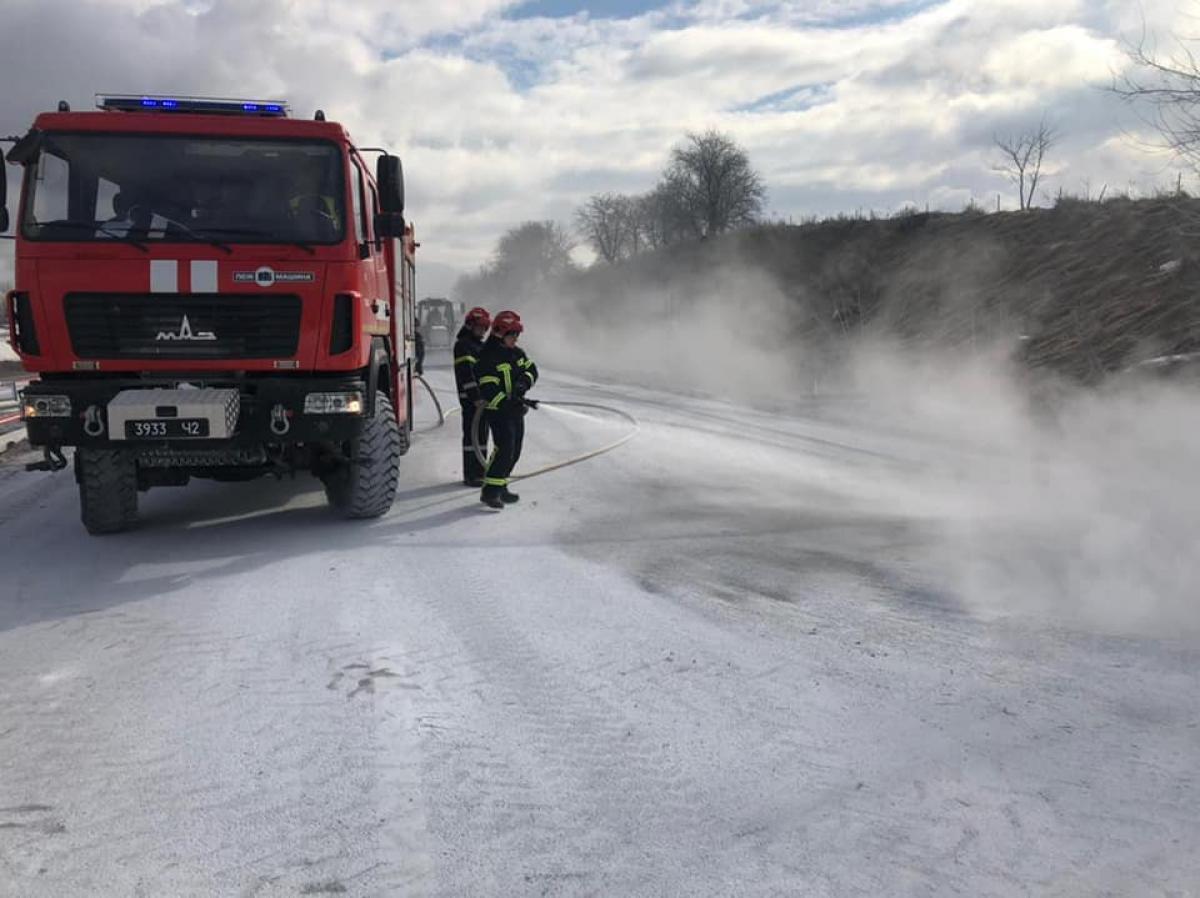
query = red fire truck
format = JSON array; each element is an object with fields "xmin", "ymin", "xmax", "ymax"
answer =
[{"xmin": 1, "ymin": 95, "xmax": 419, "ymax": 533}]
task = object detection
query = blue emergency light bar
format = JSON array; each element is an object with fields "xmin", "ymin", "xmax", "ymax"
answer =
[{"xmin": 94, "ymin": 94, "xmax": 290, "ymax": 117}]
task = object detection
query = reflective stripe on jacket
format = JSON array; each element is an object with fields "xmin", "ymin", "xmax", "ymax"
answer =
[
  {"xmin": 453, "ymin": 327, "xmax": 485, "ymax": 403},
  {"xmin": 476, "ymin": 335, "xmax": 537, "ymax": 416}
]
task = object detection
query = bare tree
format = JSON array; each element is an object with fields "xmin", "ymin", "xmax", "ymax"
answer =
[
  {"xmin": 992, "ymin": 119, "xmax": 1058, "ymax": 210},
  {"xmin": 575, "ymin": 193, "xmax": 634, "ymax": 263},
  {"xmin": 633, "ymin": 183, "xmax": 689, "ymax": 249},
  {"xmin": 451, "ymin": 220, "xmax": 576, "ymax": 305},
  {"xmin": 626, "ymin": 194, "xmax": 650, "ymax": 255},
  {"xmin": 663, "ymin": 129, "xmax": 766, "ymax": 237},
  {"xmin": 454, "ymin": 220, "xmax": 576, "ymax": 305},
  {"xmin": 494, "ymin": 217, "xmax": 573, "ymax": 277},
  {"xmin": 1114, "ymin": 31, "xmax": 1200, "ymax": 170}
]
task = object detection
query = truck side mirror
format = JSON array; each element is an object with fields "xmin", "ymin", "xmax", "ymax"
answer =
[
  {"xmin": 376, "ymin": 155, "xmax": 404, "ymax": 215},
  {"xmin": 6, "ymin": 129, "xmax": 44, "ymax": 165},
  {"xmin": 3, "ymin": 128, "xmax": 46, "ymax": 233},
  {"xmin": 374, "ymin": 211, "xmax": 405, "ymax": 240}
]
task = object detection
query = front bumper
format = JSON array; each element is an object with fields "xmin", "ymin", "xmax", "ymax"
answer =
[{"xmin": 21, "ymin": 375, "xmax": 369, "ymax": 449}]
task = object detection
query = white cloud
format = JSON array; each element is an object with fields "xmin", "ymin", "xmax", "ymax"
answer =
[
  {"xmin": 0, "ymin": 0, "xmax": 1191, "ymax": 286},
  {"xmin": 982, "ymin": 26, "xmax": 1124, "ymax": 89}
]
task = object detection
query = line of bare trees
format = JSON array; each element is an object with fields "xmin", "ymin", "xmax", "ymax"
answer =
[
  {"xmin": 575, "ymin": 129, "xmax": 766, "ymax": 263},
  {"xmin": 455, "ymin": 29, "xmax": 1200, "ymax": 309},
  {"xmin": 454, "ymin": 220, "xmax": 576, "ymax": 305}
]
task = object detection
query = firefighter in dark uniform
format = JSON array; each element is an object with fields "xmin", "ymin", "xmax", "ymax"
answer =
[
  {"xmin": 453, "ymin": 306, "xmax": 491, "ymax": 486},
  {"xmin": 476, "ymin": 310, "xmax": 539, "ymax": 510}
]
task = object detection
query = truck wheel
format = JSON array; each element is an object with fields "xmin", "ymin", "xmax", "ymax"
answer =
[
  {"xmin": 77, "ymin": 448, "xmax": 138, "ymax": 535},
  {"xmin": 325, "ymin": 394, "xmax": 400, "ymax": 518}
]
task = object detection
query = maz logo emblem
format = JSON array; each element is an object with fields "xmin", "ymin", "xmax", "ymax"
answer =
[{"xmin": 156, "ymin": 314, "xmax": 216, "ymax": 342}]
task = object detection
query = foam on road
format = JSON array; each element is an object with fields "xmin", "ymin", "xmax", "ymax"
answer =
[{"xmin": 0, "ymin": 367, "xmax": 1196, "ymax": 896}]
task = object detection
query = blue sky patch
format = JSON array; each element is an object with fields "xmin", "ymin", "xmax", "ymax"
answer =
[
  {"xmin": 507, "ymin": 0, "xmax": 670, "ymax": 20},
  {"xmin": 811, "ymin": 0, "xmax": 946, "ymax": 30},
  {"xmin": 734, "ymin": 82, "xmax": 836, "ymax": 114}
]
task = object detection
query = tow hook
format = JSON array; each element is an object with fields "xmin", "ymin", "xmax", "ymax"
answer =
[
  {"xmin": 82, "ymin": 405, "xmax": 105, "ymax": 437},
  {"xmin": 26, "ymin": 446, "xmax": 68, "ymax": 473},
  {"xmin": 269, "ymin": 404, "xmax": 291, "ymax": 436}
]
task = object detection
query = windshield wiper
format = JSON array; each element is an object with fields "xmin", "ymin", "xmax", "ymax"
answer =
[
  {"xmin": 157, "ymin": 218, "xmax": 233, "ymax": 254},
  {"xmin": 31, "ymin": 220, "xmax": 149, "ymax": 252},
  {"xmin": 35, "ymin": 216, "xmax": 234, "ymax": 254},
  {"xmin": 196, "ymin": 227, "xmax": 317, "ymax": 255}
]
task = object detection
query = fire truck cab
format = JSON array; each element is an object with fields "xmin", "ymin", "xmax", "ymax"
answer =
[{"xmin": 1, "ymin": 95, "xmax": 418, "ymax": 533}]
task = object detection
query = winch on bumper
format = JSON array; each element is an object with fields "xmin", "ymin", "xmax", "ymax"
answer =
[{"xmin": 20, "ymin": 377, "xmax": 372, "ymax": 453}]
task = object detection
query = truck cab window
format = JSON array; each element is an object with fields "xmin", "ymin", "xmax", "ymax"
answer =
[
  {"xmin": 369, "ymin": 184, "xmax": 379, "ymax": 243},
  {"xmin": 31, "ymin": 152, "xmax": 69, "ymax": 222},
  {"xmin": 351, "ymin": 160, "xmax": 364, "ymax": 247},
  {"xmin": 95, "ymin": 178, "xmax": 120, "ymax": 220},
  {"xmin": 351, "ymin": 159, "xmax": 373, "ymax": 257}
]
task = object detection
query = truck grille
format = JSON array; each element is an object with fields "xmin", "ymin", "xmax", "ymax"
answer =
[{"xmin": 64, "ymin": 293, "xmax": 302, "ymax": 360}]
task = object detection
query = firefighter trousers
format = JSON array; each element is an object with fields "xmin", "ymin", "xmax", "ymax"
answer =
[
  {"xmin": 482, "ymin": 413, "xmax": 525, "ymax": 497},
  {"xmin": 461, "ymin": 402, "xmax": 489, "ymax": 482}
]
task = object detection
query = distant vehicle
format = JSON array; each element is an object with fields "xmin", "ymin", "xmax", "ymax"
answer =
[
  {"xmin": 417, "ymin": 297, "xmax": 464, "ymax": 351},
  {"xmin": 2, "ymin": 93, "xmax": 419, "ymax": 533}
]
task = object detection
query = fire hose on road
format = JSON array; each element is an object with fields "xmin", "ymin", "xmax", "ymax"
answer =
[
  {"xmin": 414, "ymin": 372, "xmax": 447, "ymax": 427},
  {"xmin": 413, "ymin": 374, "xmax": 639, "ymax": 483},
  {"xmin": 470, "ymin": 398, "xmax": 639, "ymax": 483}
]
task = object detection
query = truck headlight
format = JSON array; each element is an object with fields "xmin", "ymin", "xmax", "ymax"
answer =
[
  {"xmin": 22, "ymin": 395, "xmax": 72, "ymax": 418},
  {"xmin": 303, "ymin": 391, "xmax": 364, "ymax": 415}
]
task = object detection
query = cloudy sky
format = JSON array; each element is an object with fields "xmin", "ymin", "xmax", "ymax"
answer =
[{"xmin": 0, "ymin": 0, "xmax": 1191, "ymax": 293}]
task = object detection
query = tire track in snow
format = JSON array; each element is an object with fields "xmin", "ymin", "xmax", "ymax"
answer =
[
  {"xmin": 0, "ymin": 549, "xmax": 438, "ymax": 896},
  {"xmin": 380, "ymin": 562, "xmax": 713, "ymax": 896}
]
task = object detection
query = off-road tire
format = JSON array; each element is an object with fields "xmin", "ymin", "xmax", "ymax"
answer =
[
  {"xmin": 325, "ymin": 394, "xmax": 400, "ymax": 519},
  {"xmin": 77, "ymin": 448, "xmax": 138, "ymax": 535}
]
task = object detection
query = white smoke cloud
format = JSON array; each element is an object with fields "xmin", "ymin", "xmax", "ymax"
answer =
[
  {"xmin": 842, "ymin": 347, "xmax": 1200, "ymax": 635},
  {"xmin": 0, "ymin": 0, "xmax": 1191, "ymax": 279}
]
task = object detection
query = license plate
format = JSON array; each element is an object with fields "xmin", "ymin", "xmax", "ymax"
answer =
[{"xmin": 125, "ymin": 418, "xmax": 211, "ymax": 439}]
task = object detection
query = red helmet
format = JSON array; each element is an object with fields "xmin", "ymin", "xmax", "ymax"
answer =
[
  {"xmin": 491, "ymin": 310, "xmax": 523, "ymax": 336},
  {"xmin": 464, "ymin": 306, "xmax": 491, "ymax": 328}
]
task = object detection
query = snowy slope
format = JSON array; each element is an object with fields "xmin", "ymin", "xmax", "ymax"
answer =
[{"xmin": 0, "ymin": 366, "xmax": 1196, "ymax": 897}]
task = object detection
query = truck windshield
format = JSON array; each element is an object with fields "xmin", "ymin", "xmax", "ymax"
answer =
[
  {"xmin": 419, "ymin": 302, "xmax": 454, "ymax": 329},
  {"xmin": 21, "ymin": 133, "xmax": 346, "ymax": 246}
]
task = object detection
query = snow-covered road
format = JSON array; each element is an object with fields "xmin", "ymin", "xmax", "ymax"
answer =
[{"xmin": 0, "ymin": 367, "xmax": 1196, "ymax": 897}]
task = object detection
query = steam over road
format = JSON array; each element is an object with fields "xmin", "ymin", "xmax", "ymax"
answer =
[{"xmin": 0, "ymin": 368, "xmax": 1196, "ymax": 896}]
